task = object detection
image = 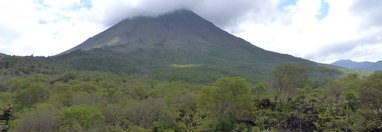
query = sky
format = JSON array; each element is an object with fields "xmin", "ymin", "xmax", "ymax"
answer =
[{"xmin": 0, "ymin": 0, "xmax": 381, "ymax": 63}]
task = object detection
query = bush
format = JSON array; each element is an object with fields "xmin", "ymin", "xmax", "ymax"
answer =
[{"xmin": 59, "ymin": 105, "xmax": 105, "ymax": 131}]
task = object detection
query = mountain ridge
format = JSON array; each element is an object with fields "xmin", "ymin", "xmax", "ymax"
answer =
[{"xmin": 332, "ymin": 59, "xmax": 382, "ymax": 71}]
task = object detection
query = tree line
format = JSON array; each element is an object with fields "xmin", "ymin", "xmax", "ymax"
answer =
[{"xmin": 0, "ymin": 63, "xmax": 381, "ymax": 131}]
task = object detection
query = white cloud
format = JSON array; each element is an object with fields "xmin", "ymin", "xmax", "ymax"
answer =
[
  {"xmin": 0, "ymin": 0, "xmax": 106, "ymax": 56},
  {"xmin": 235, "ymin": 0, "xmax": 382, "ymax": 63},
  {"xmin": 236, "ymin": 0, "xmax": 327, "ymax": 56}
]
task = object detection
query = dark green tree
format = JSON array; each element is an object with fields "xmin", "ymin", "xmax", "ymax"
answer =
[
  {"xmin": 273, "ymin": 63, "xmax": 308, "ymax": 98},
  {"xmin": 14, "ymin": 83, "xmax": 50, "ymax": 108},
  {"xmin": 59, "ymin": 105, "xmax": 105, "ymax": 131},
  {"xmin": 359, "ymin": 72, "xmax": 382, "ymax": 131},
  {"xmin": 198, "ymin": 77, "xmax": 253, "ymax": 131}
]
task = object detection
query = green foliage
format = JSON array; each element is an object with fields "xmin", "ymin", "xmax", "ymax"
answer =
[
  {"xmin": 121, "ymin": 99, "xmax": 172, "ymax": 129},
  {"xmin": 14, "ymin": 82, "xmax": 50, "ymax": 109},
  {"xmin": 0, "ymin": 60, "xmax": 379, "ymax": 131},
  {"xmin": 197, "ymin": 77, "xmax": 253, "ymax": 131},
  {"xmin": 344, "ymin": 89, "xmax": 360, "ymax": 112},
  {"xmin": 273, "ymin": 63, "xmax": 309, "ymax": 96},
  {"xmin": 11, "ymin": 104, "xmax": 59, "ymax": 132},
  {"xmin": 358, "ymin": 72, "xmax": 382, "ymax": 131},
  {"xmin": 0, "ymin": 56, "xmax": 57, "ymax": 75},
  {"xmin": 59, "ymin": 105, "xmax": 105, "ymax": 131},
  {"xmin": 0, "ymin": 92, "xmax": 12, "ymax": 108}
]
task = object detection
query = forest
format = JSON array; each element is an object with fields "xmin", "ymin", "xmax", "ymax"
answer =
[{"xmin": 0, "ymin": 56, "xmax": 381, "ymax": 132}]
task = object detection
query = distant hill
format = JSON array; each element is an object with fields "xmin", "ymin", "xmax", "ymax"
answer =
[
  {"xmin": 54, "ymin": 10, "xmax": 341, "ymax": 83},
  {"xmin": 332, "ymin": 59, "xmax": 382, "ymax": 72}
]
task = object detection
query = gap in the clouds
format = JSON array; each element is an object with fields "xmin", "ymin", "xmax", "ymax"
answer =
[
  {"xmin": 69, "ymin": 0, "xmax": 93, "ymax": 10},
  {"xmin": 277, "ymin": 0, "xmax": 329, "ymax": 20},
  {"xmin": 80, "ymin": 0, "xmax": 92, "ymax": 10},
  {"xmin": 37, "ymin": 0, "xmax": 93, "ymax": 10},
  {"xmin": 277, "ymin": 0, "xmax": 298, "ymax": 11},
  {"xmin": 316, "ymin": 0, "xmax": 329, "ymax": 20}
]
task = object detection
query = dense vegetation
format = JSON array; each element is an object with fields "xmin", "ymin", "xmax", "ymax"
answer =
[{"xmin": 1, "ymin": 55, "xmax": 381, "ymax": 132}]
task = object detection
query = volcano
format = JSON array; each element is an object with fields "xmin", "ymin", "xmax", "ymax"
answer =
[{"xmin": 57, "ymin": 10, "xmax": 340, "ymax": 83}]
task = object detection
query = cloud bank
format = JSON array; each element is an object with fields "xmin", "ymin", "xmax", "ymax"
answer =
[{"xmin": 0, "ymin": 0, "xmax": 381, "ymax": 63}]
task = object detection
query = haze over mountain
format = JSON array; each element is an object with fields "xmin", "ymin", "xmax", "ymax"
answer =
[
  {"xmin": 332, "ymin": 59, "xmax": 382, "ymax": 72},
  {"xmin": 56, "ymin": 10, "xmax": 340, "ymax": 83}
]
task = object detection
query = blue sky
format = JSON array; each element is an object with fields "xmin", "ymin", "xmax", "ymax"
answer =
[
  {"xmin": 278, "ymin": 0, "xmax": 299, "ymax": 11},
  {"xmin": 278, "ymin": 0, "xmax": 328, "ymax": 20},
  {"xmin": 0, "ymin": 0, "xmax": 381, "ymax": 63}
]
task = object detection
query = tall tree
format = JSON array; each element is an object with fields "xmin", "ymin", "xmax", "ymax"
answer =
[
  {"xmin": 198, "ymin": 77, "xmax": 253, "ymax": 131},
  {"xmin": 273, "ymin": 63, "xmax": 308, "ymax": 97},
  {"xmin": 59, "ymin": 105, "xmax": 105, "ymax": 131},
  {"xmin": 360, "ymin": 71, "xmax": 382, "ymax": 131}
]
